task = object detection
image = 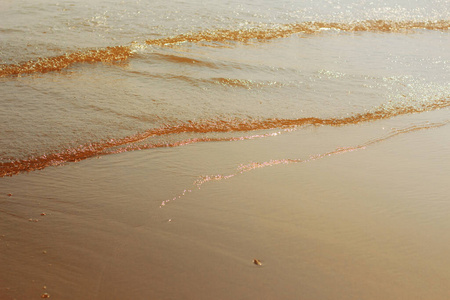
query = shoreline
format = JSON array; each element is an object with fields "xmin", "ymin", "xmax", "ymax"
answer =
[{"xmin": 1, "ymin": 111, "xmax": 450, "ymax": 299}]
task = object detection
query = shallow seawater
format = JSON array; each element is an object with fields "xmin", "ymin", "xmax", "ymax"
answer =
[{"xmin": 1, "ymin": 0, "xmax": 449, "ymax": 299}]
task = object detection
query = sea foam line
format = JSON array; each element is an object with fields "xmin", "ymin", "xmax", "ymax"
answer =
[{"xmin": 159, "ymin": 120, "xmax": 449, "ymax": 208}]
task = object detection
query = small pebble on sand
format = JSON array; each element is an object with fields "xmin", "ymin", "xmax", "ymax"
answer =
[{"xmin": 253, "ymin": 259, "xmax": 262, "ymax": 266}]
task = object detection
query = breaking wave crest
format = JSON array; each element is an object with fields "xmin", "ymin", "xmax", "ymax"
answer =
[{"xmin": 1, "ymin": 20, "xmax": 448, "ymax": 77}]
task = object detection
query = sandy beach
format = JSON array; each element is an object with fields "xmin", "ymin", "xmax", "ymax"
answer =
[{"xmin": 1, "ymin": 110, "xmax": 449, "ymax": 299}]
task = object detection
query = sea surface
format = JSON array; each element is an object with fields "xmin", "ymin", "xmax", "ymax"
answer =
[
  {"xmin": 1, "ymin": 0, "xmax": 449, "ymax": 175},
  {"xmin": 1, "ymin": 1, "xmax": 450, "ymax": 299}
]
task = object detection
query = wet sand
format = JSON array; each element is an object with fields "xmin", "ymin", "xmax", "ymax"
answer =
[{"xmin": 1, "ymin": 111, "xmax": 450, "ymax": 299}]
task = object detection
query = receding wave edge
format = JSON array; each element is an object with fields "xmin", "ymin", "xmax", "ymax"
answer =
[{"xmin": 1, "ymin": 96, "xmax": 448, "ymax": 177}]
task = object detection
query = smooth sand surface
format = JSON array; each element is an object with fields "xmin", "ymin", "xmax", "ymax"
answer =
[{"xmin": 1, "ymin": 111, "xmax": 450, "ymax": 299}]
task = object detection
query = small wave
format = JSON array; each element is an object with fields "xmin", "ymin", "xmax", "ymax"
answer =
[
  {"xmin": 1, "ymin": 96, "xmax": 448, "ymax": 177},
  {"xmin": 211, "ymin": 78, "xmax": 285, "ymax": 89},
  {"xmin": 150, "ymin": 53, "xmax": 218, "ymax": 69},
  {"xmin": 145, "ymin": 20, "xmax": 449, "ymax": 46},
  {"xmin": 0, "ymin": 46, "xmax": 132, "ymax": 77},
  {"xmin": 1, "ymin": 20, "xmax": 448, "ymax": 77}
]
